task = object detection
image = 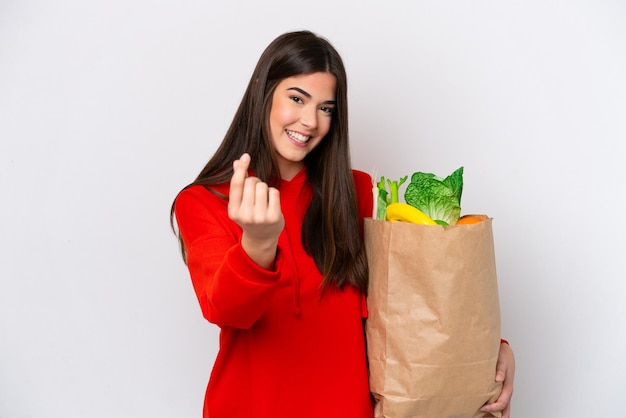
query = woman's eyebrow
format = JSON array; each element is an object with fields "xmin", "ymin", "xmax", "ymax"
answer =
[{"xmin": 287, "ymin": 87, "xmax": 336, "ymax": 104}]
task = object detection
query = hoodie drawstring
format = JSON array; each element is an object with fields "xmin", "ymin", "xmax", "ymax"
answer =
[{"xmin": 278, "ymin": 229, "xmax": 302, "ymax": 316}]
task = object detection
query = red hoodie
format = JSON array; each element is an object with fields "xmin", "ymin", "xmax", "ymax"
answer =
[{"xmin": 174, "ymin": 168, "xmax": 374, "ymax": 418}]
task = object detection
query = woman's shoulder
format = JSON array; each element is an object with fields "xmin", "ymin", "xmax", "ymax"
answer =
[
  {"xmin": 351, "ymin": 169, "xmax": 372, "ymax": 188},
  {"xmin": 351, "ymin": 169, "xmax": 374, "ymax": 219}
]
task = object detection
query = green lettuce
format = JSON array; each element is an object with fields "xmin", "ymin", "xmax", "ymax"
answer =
[{"xmin": 404, "ymin": 167, "xmax": 464, "ymax": 226}]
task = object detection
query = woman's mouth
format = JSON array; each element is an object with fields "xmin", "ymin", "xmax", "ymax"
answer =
[{"xmin": 286, "ymin": 130, "xmax": 310, "ymax": 145}]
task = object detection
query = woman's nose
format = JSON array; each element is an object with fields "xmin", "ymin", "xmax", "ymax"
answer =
[{"xmin": 300, "ymin": 106, "xmax": 317, "ymax": 129}]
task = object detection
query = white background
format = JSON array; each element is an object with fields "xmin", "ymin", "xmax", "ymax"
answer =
[{"xmin": 2, "ymin": 1, "xmax": 625, "ymax": 417}]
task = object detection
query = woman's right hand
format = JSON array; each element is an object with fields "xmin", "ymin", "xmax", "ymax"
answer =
[{"xmin": 228, "ymin": 153, "xmax": 284, "ymax": 269}]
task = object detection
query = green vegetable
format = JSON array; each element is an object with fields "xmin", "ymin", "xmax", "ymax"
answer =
[
  {"xmin": 375, "ymin": 176, "xmax": 408, "ymax": 220},
  {"xmin": 404, "ymin": 167, "xmax": 464, "ymax": 226},
  {"xmin": 376, "ymin": 177, "xmax": 389, "ymax": 221},
  {"xmin": 387, "ymin": 176, "xmax": 408, "ymax": 204}
]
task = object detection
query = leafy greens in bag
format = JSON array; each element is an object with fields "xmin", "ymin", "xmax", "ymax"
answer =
[
  {"xmin": 374, "ymin": 175, "xmax": 408, "ymax": 221},
  {"xmin": 404, "ymin": 167, "xmax": 464, "ymax": 226}
]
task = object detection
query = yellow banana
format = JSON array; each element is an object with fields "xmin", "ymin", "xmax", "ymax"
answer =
[{"xmin": 385, "ymin": 203, "xmax": 437, "ymax": 225}]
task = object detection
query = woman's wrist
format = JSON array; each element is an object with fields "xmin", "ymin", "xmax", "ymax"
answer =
[{"xmin": 241, "ymin": 234, "xmax": 279, "ymax": 270}]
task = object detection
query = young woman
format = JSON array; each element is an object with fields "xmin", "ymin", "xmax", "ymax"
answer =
[{"xmin": 171, "ymin": 30, "xmax": 514, "ymax": 418}]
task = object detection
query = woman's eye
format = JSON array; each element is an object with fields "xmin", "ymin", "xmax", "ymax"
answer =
[
  {"xmin": 320, "ymin": 106, "xmax": 335, "ymax": 115},
  {"xmin": 290, "ymin": 96, "xmax": 304, "ymax": 104}
]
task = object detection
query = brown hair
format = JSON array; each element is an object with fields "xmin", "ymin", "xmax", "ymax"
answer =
[{"xmin": 171, "ymin": 30, "xmax": 368, "ymax": 293}]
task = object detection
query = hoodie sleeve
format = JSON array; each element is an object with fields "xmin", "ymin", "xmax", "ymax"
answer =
[{"xmin": 174, "ymin": 186, "xmax": 282, "ymax": 329}]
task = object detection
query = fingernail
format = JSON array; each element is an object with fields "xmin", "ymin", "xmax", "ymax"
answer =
[{"xmin": 241, "ymin": 153, "xmax": 250, "ymax": 162}]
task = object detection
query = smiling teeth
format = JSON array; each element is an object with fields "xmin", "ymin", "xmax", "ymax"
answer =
[{"xmin": 287, "ymin": 130, "xmax": 310, "ymax": 143}]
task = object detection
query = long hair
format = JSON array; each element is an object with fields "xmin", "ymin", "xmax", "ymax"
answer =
[{"xmin": 171, "ymin": 30, "xmax": 368, "ymax": 294}]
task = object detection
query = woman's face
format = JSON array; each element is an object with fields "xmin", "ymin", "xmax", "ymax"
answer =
[{"xmin": 268, "ymin": 72, "xmax": 337, "ymax": 180}]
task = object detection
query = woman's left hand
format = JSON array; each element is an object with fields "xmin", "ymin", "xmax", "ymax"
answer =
[{"xmin": 480, "ymin": 341, "xmax": 515, "ymax": 417}]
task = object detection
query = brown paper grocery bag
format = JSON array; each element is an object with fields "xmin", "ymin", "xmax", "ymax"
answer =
[{"xmin": 364, "ymin": 217, "xmax": 502, "ymax": 418}]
